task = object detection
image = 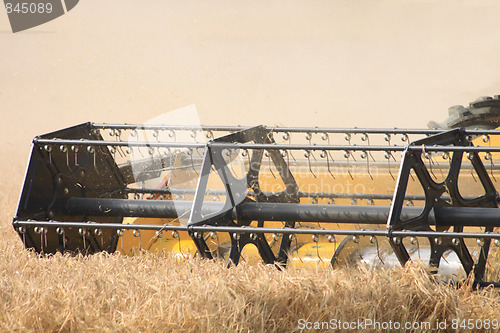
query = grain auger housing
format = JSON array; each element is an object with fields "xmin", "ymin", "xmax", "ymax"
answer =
[{"xmin": 12, "ymin": 96, "xmax": 500, "ymax": 287}]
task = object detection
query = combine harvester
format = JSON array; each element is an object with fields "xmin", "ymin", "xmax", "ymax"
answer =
[{"xmin": 12, "ymin": 96, "xmax": 500, "ymax": 287}]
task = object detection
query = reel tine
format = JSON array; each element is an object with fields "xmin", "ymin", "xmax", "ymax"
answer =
[
  {"xmin": 412, "ymin": 237, "xmax": 420, "ymax": 259},
  {"xmin": 312, "ymin": 234, "xmax": 323, "ymax": 263},
  {"xmin": 327, "ymin": 151, "xmax": 336, "ymax": 178},
  {"xmin": 466, "ymin": 152, "xmax": 478, "ymax": 183},
  {"xmin": 118, "ymin": 229, "xmax": 125, "ymax": 253},
  {"xmin": 345, "ymin": 133, "xmax": 357, "ymax": 162},
  {"xmin": 291, "ymin": 233, "xmax": 303, "ymax": 264},
  {"xmin": 43, "ymin": 228, "xmax": 47, "ymax": 252},
  {"xmin": 385, "ymin": 150, "xmax": 395, "ymax": 181},
  {"xmin": 115, "ymin": 129, "xmax": 126, "ymax": 158},
  {"xmin": 133, "ymin": 229, "xmax": 141, "ymax": 252},
  {"xmin": 99, "ymin": 229, "xmax": 103, "ymax": 250},
  {"xmin": 60, "ymin": 145, "xmax": 71, "ymax": 172},
  {"xmin": 44, "ymin": 144, "xmax": 52, "ymax": 165},
  {"xmin": 285, "ymin": 132, "xmax": 296, "ymax": 162},
  {"xmin": 172, "ymin": 230, "xmax": 186, "ymax": 259},
  {"xmin": 62, "ymin": 229, "xmax": 66, "ymax": 250},
  {"xmin": 305, "ymin": 150, "xmax": 316, "ymax": 178},
  {"xmin": 190, "ymin": 148, "xmax": 199, "ymax": 176},
  {"xmin": 311, "ymin": 150, "xmax": 317, "ymax": 161},
  {"xmin": 79, "ymin": 228, "xmax": 86, "ymax": 253},
  {"xmin": 304, "ymin": 131, "xmax": 316, "ymax": 161},
  {"xmin": 424, "ymin": 150, "xmax": 437, "ymax": 181},
  {"xmin": 327, "ymin": 152, "xmax": 335, "ymax": 179},
  {"xmin": 87, "ymin": 146, "xmax": 98, "ymax": 174},
  {"xmin": 485, "ymin": 136, "xmax": 497, "ymax": 181},
  {"xmin": 21, "ymin": 227, "xmax": 26, "ymax": 248},
  {"xmin": 321, "ymin": 132, "xmax": 336, "ymax": 177},
  {"xmin": 434, "ymin": 154, "xmax": 444, "ymax": 179},
  {"xmin": 361, "ymin": 133, "xmax": 376, "ymax": 163},
  {"xmin": 266, "ymin": 150, "xmax": 276, "ymax": 179},
  {"xmin": 343, "ymin": 150, "xmax": 353, "ymax": 180},
  {"xmin": 489, "ymin": 155, "xmax": 496, "ymax": 182},
  {"xmin": 71, "ymin": 145, "xmax": 79, "ymax": 167},
  {"xmin": 215, "ymin": 231, "xmax": 221, "ymax": 258},
  {"xmin": 360, "ymin": 150, "xmax": 373, "ymax": 180},
  {"xmin": 284, "ymin": 148, "xmax": 290, "ymax": 169},
  {"xmin": 320, "ymin": 149, "xmax": 335, "ymax": 179},
  {"xmin": 156, "ymin": 230, "xmax": 164, "ymax": 254},
  {"xmin": 371, "ymin": 235, "xmax": 385, "ymax": 265}
]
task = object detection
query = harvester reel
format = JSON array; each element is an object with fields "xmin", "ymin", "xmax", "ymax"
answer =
[{"xmin": 12, "ymin": 97, "xmax": 500, "ymax": 288}]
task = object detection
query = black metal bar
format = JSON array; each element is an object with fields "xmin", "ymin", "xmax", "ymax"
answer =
[
  {"xmin": 12, "ymin": 220, "xmax": 500, "ymax": 239},
  {"xmin": 32, "ymin": 137, "xmax": 500, "ymax": 153},
  {"xmin": 211, "ymin": 143, "xmax": 500, "ymax": 153},
  {"xmin": 63, "ymin": 197, "xmax": 500, "ymax": 228},
  {"xmin": 65, "ymin": 197, "xmax": 193, "ymax": 218},
  {"xmin": 91, "ymin": 123, "xmax": 500, "ymax": 136},
  {"xmin": 34, "ymin": 138, "xmax": 206, "ymax": 149},
  {"xmin": 33, "ymin": 138, "xmax": 409, "ymax": 151},
  {"xmin": 240, "ymin": 202, "xmax": 408, "ymax": 224},
  {"xmin": 91, "ymin": 123, "xmax": 246, "ymax": 132}
]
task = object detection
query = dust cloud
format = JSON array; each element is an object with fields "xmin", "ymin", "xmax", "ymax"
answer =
[{"xmin": 1, "ymin": 0, "xmax": 500, "ymax": 179}]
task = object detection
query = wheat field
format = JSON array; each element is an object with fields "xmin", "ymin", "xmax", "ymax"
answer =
[{"xmin": 0, "ymin": 164, "xmax": 499, "ymax": 333}]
